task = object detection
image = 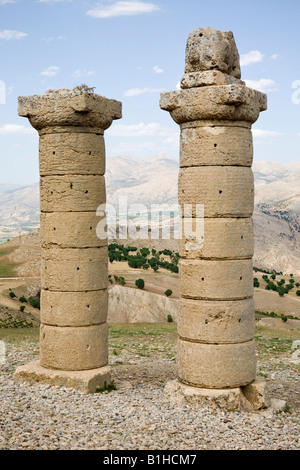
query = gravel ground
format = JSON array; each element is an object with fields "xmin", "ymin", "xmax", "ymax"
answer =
[{"xmin": 0, "ymin": 331, "xmax": 299, "ymax": 451}]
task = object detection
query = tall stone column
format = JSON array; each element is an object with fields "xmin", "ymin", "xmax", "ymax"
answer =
[
  {"xmin": 161, "ymin": 28, "xmax": 269, "ymax": 409},
  {"xmin": 14, "ymin": 88, "xmax": 122, "ymax": 393}
]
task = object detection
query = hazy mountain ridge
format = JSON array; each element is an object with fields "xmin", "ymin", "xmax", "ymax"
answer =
[{"xmin": 0, "ymin": 154, "xmax": 299, "ymax": 274}]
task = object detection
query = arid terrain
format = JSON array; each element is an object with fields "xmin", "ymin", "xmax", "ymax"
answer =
[{"xmin": 1, "ymin": 155, "xmax": 300, "ymax": 275}]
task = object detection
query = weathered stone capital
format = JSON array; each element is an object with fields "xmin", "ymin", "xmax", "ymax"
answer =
[
  {"xmin": 184, "ymin": 27, "xmax": 241, "ymax": 78},
  {"xmin": 18, "ymin": 89, "xmax": 122, "ymax": 131},
  {"xmin": 160, "ymin": 84, "xmax": 267, "ymax": 125}
]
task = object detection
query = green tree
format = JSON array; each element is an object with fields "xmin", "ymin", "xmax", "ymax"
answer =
[
  {"xmin": 165, "ymin": 289, "xmax": 173, "ymax": 297},
  {"xmin": 277, "ymin": 287, "xmax": 285, "ymax": 297},
  {"xmin": 140, "ymin": 247, "xmax": 150, "ymax": 258},
  {"xmin": 135, "ymin": 278, "xmax": 145, "ymax": 289}
]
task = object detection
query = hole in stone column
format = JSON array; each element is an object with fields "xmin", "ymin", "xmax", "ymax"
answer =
[
  {"xmin": 90, "ymin": 227, "xmax": 93, "ymax": 231},
  {"xmin": 214, "ymin": 143, "xmax": 217, "ymax": 148},
  {"xmin": 77, "ymin": 267, "xmax": 80, "ymax": 271},
  {"xmin": 89, "ymin": 151, "xmax": 92, "ymax": 155},
  {"xmin": 50, "ymin": 191, "xmax": 53, "ymax": 195},
  {"xmin": 199, "ymin": 33, "xmax": 203, "ymax": 37},
  {"xmin": 87, "ymin": 305, "xmax": 90, "ymax": 309},
  {"xmin": 85, "ymin": 190, "xmax": 89, "ymax": 194},
  {"xmin": 205, "ymin": 319, "xmax": 208, "ymax": 324},
  {"xmin": 201, "ymin": 277, "xmax": 205, "ymax": 281},
  {"xmin": 43, "ymin": 333, "xmax": 45, "ymax": 339},
  {"xmin": 70, "ymin": 183, "xmax": 73, "ymax": 189},
  {"xmin": 219, "ymin": 190, "xmax": 223, "ymax": 194},
  {"xmin": 53, "ymin": 151, "xmax": 55, "ymax": 155},
  {"xmin": 238, "ymin": 319, "xmax": 241, "ymax": 323},
  {"xmin": 241, "ymin": 235, "xmax": 244, "ymax": 239},
  {"xmin": 240, "ymin": 276, "xmax": 243, "ymax": 280}
]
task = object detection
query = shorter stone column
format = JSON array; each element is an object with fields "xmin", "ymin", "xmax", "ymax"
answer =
[{"xmin": 14, "ymin": 88, "xmax": 122, "ymax": 393}]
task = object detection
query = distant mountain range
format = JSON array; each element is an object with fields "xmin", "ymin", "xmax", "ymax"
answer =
[{"xmin": 0, "ymin": 153, "xmax": 299, "ymax": 275}]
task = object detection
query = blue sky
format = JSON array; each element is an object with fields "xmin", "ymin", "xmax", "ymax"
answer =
[{"xmin": 0, "ymin": 0, "xmax": 299, "ymax": 184}]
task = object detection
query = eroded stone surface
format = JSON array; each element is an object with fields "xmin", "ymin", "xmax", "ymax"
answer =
[
  {"xmin": 40, "ymin": 175, "xmax": 106, "ymax": 213},
  {"xmin": 241, "ymin": 377, "xmax": 271, "ymax": 410},
  {"xmin": 40, "ymin": 324, "xmax": 108, "ymax": 371},
  {"xmin": 41, "ymin": 247, "xmax": 108, "ymax": 292},
  {"xmin": 39, "ymin": 132, "xmax": 106, "ymax": 176},
  {"xmin": 180, "ymin": 125, "xmax": 253, "ymax": 167},
  {"xmin": 41, "ymin": 289, "xmax": 108, "ymax": 327},
  {"xmin": 184, "ymin": 27, "xmax": 241, "ymax": 77},
  {"xmin": 178, "ymin": 166, "xmax": 254, "ymax": 218},
  {"xmin": 17, "ymin": 89, "xmax": 121, "ymax": 388},
  {"xmin": 180, "ymin": 258, "xmax": 254, "ymax": 300},
  {"xmin": 14, "ymin": 361, "xmax": 111, "ymax": 394},
  {"xmin": 160, "ymin": 85, "xmax": 267, "ymax": 125},
  {"xmin": 40, "ymin": 212, "xmax": 106, "ymax": 249},
  {"xmin": 179, "ymin": 217, "xmax": 254, "ymax": 260},
  {"xmin": 178, "ymin": 298, "xmax": 255, "ymax": 344},
  {"xmin": 160, "ymin": 27, "xmax": 267, "ymax": 395},
  {"xmin": 18, "ymin": 89, "xmax": 122, "ymax": 131},
  {"xmin": 164, "ymin": 380, "xmax": 253, "ymax": 411},
  {"xmin": 177, "ymin": 338, "xmax": 256, "ymax": 389}
]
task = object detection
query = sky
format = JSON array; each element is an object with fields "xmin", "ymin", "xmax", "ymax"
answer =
[{"xmin": 0, "ymin": 0, "xmax": 299, "ymax": 185}]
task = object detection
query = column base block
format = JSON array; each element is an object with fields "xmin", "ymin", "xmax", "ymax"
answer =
[
  {"xmin": 13, "ymin": 360, "xmax": 111, "ymax": 394},
  {"xmin": 164, "ymin": 378, "xmax": 273, "ymax": 412}
]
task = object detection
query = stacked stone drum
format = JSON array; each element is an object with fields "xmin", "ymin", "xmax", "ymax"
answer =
[
  {"xmin": 15, "ymin": 89, "xmax": 122, "ymax": 392},
  {"xmin": 160, "ymin": 28, "xmax": 267, "ymax": 389}
]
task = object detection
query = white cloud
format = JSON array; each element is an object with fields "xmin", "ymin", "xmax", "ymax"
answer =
[
  {"xmin": 124, "ymin": 87, "xmax": 164, "ymax": 97},
  {"xmin": 72, "ymin": 69, "xmax": 95, "ymax": 78},
  {"xmin": 107, "ymin": 122, "xmax": 177, "ymax": 138},
  {"xmin": 0, "ymin": 29, "xmax": 27, "ymax": 40},
  {"xmin": 41, "ymin": 65, "xmax": 60, "ymax": 77},
  {"xmin": 252, "ymin": 129, "xmax": 284, "ymax": 139},
  {"xmin": 43, "ymin": 35, "xmax": 65, "ymax": 43},
  {"xmin": 107, "ymin": 122, "xmax": 179, "ymax": 155},
  {"xmin": 38, "ymin": 0, "xmax": 72, "ymax": 3},
  {"xmin": 0, "ymin": 0, "xmax": 16, "ymax": 5},
  {"xmin": 86, "ymin": 1, "xmax": 160, "ymax": 18},
  {"xmin": 0, "ymin": 124, "xmax": 35, "ymax": 135},
  {"xmin": 245, "ymin": 78, "xmax": 278, "ymax": 93},
  {"xmin": 240, "ymin": 50, "xmax": 264, "ymax": 67},
  {"xmin": 271, "ymin": 54, "xmax": 279, "ymax": 61},
  {"xmin": 153, "ymin": 65, "xmax": 164, "ymax": 74}
]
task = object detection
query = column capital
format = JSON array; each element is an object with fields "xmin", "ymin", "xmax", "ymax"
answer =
[
  {"xmin": 160, "ymin": 84, "xmax": 267, "ymax": 125},
  {"xmin": 18, "ymin": 88, "xmax": 122, "ymax": 132},
  {"xmin": 160, "ymin": 26, "xmax": 267, "ymax": 125}
]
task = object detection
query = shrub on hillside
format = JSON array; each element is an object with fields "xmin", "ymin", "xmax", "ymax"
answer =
[{"xmin": 135, "ymin": 279, "xmax": 145, "ymax": 290}]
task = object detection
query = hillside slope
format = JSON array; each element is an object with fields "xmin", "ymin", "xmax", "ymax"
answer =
[{"xmin": 0, "ymin": 155, "xmax": 299, "ymax": 274}]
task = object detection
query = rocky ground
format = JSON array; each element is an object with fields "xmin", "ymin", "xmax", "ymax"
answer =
[{"xmin": 0, "ymin": 323, "xmax": 299, "ymax": 451}]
